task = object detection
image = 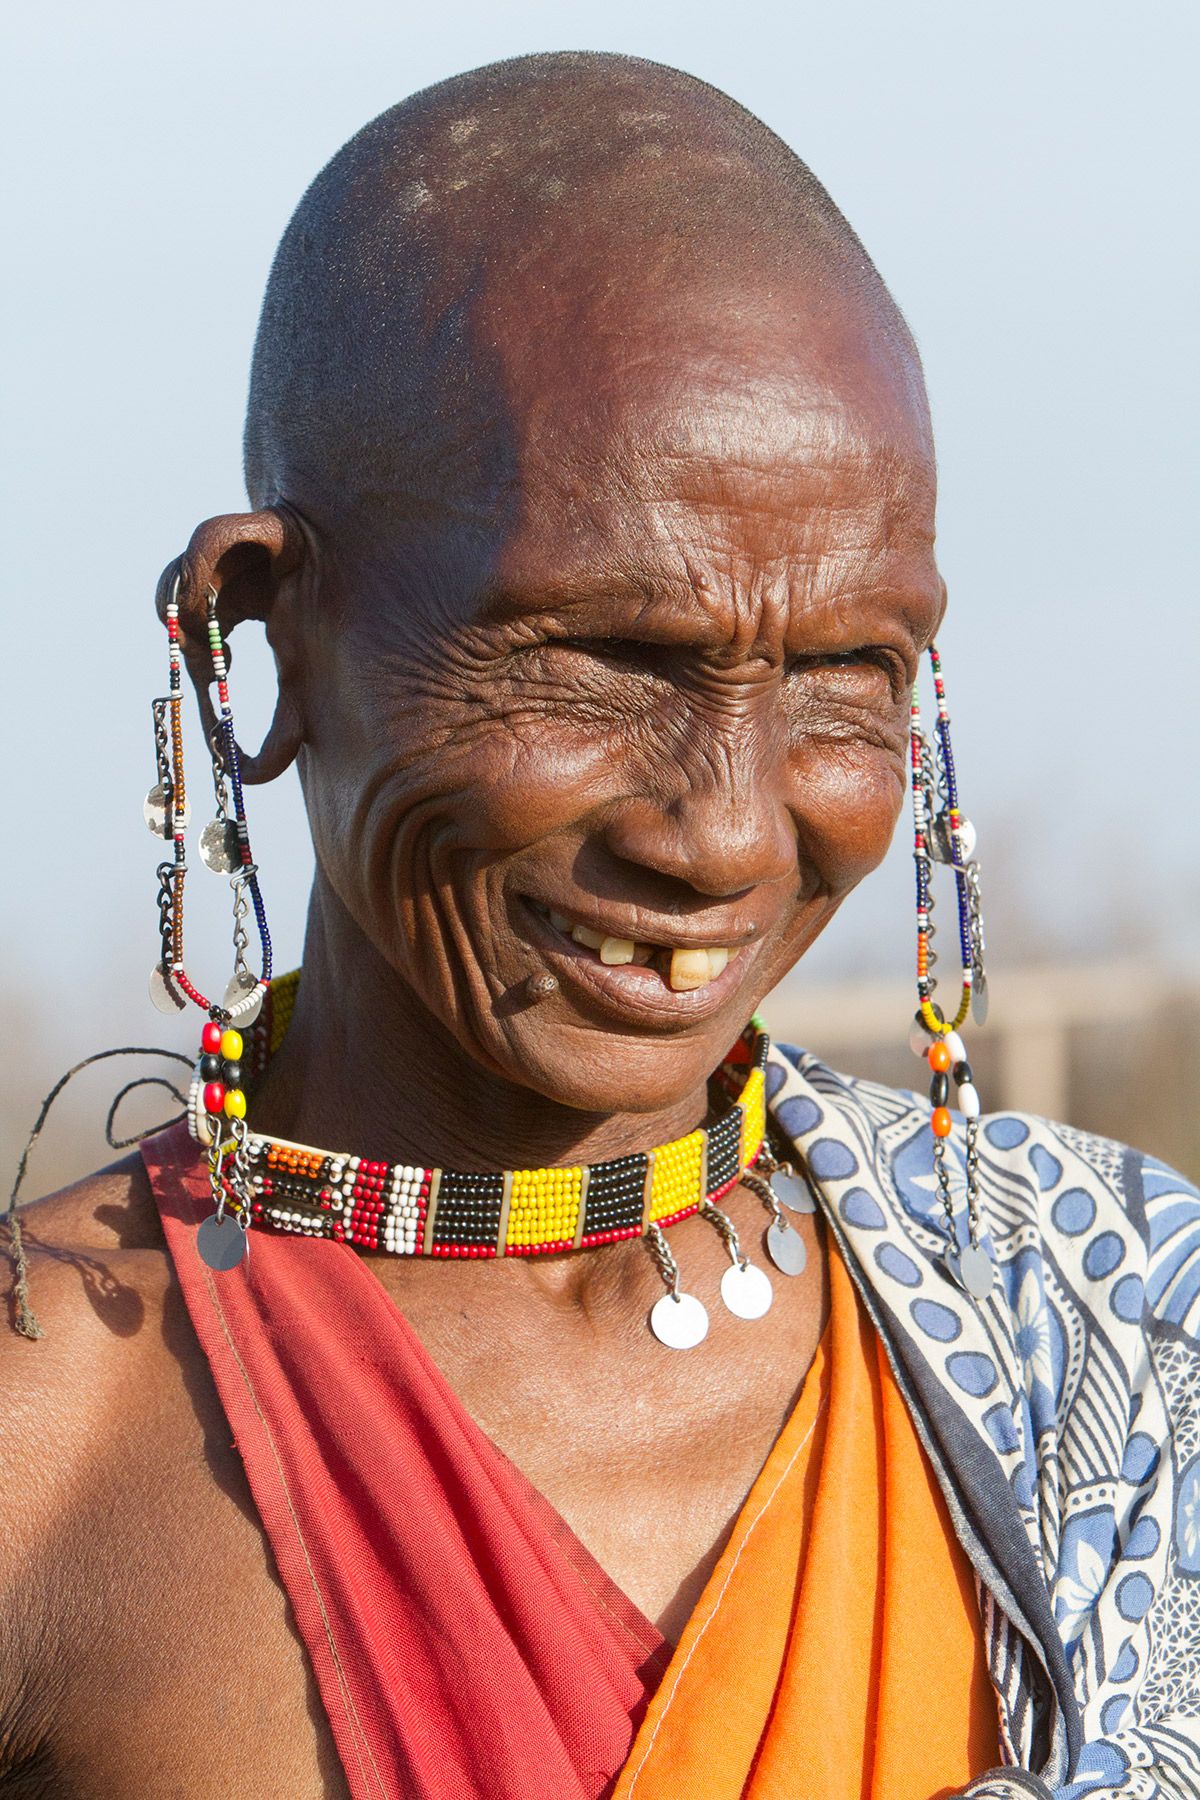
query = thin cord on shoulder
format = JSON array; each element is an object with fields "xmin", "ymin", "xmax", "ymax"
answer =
[{"xmin": 5, "ymin": 1047, "xmax": 193, "ymax": 1340}]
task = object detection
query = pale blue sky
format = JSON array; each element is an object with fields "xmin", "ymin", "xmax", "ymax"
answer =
[{"xmin": 2, "ymin": 0, "xmax": 1196, "ymax": 1152}]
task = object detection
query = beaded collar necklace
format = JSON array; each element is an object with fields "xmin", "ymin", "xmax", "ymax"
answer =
[{"xmin": 186, "ymin": 971, "xmax": 816, "ymax": 1348}]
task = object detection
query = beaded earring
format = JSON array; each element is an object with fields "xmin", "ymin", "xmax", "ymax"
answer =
[
  {"xmin": 907, "ymin": 644, "xmax": 993, "ymax": 1301},
  {"xmin": 145, "ymin": 573, "xmax": 273, "ymax": 1268}
]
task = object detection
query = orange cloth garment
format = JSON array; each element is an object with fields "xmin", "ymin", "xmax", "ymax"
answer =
[{"xmin": 613, "ymin": 1250, "xmax": 1001, "ymax": 1800}]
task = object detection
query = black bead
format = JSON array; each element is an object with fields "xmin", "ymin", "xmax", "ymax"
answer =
[
  {"xmin": 222, "ymin": 1060, "xmax": 242, "ymax": 1088},
  {"xmin": 953, "ymin": 1060, "xmax": 973, "ymax": 1086},
  {"xmin": 199, "ymin": 1053, "xmax": 222, "ymax": 1080},
  {"xmin": 930, "ymin": 1072, "xmax": 949, "ymax": 1108}
]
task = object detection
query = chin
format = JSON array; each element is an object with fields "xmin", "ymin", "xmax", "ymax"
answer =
[{"xmin": 483, "ymin": 1006, "xmax": 753, "ymax": 1117}]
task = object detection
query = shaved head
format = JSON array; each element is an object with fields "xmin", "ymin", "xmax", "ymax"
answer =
[
  {"xmin": 244, "ymin": 51, "xmax": 923, "ymax": 547},
  {"xmin": 222, "ymin": 51, "xmax": 942, "ymax": 1121}
]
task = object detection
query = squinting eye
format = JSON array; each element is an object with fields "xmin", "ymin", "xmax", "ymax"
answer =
[
  {"xmin": 552, "ymin": 638, "xmax": 670, "ymax": 673},
  {"xmin": 785, "ymin": 649, "xmax": 904, "ymax": 685}
]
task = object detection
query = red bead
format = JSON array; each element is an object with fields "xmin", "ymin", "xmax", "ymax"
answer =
[
  {"xmin": 202, "ymin": 1081, "xmax": 226, "ymax": 1114},
  {"xmin": 201, "ymin": 1022, "xmax": 223, "ymax": 1055},
  {"xmin": 928, "ymin": 1040, "xmax": 952, "ymax": 1074},
  {"xmin": 931, "ymin": 1106, "xmax": 953, "ymax": 1138}
]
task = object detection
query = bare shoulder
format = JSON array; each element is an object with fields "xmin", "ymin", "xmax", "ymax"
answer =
[
  {"xmin": 0, "ymin": 1161, "xmax": 343, "ymax": 1797},
  {"xmin": 3, "ymin": 1149, "xmax": 173, "ymax": 1337},
  {"xmin": 0, "ymin": 1154, "xmax": 195, "ymax": 1612}
]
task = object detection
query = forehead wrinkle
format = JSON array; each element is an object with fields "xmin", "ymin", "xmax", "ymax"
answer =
[{"xmin": 501, "ymin": 434, "xmax": 935, "ymax": 625}]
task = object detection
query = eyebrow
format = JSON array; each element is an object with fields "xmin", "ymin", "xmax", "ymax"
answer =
[
  {"xmin": 474, "ymin": 569, "xmax": 671, "ymax": 624},
  {"xmin": 474, "ymin": 569, "xmax": 936, "ymax": 659}
]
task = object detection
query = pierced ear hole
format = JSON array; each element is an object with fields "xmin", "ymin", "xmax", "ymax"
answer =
[
  {"xmin": 211, "ymin": 540, "xmax": 277, "ymax": 627},
  {"xmin": 210, "ymin": 621, "xmax": 279, "ymax": 757}
]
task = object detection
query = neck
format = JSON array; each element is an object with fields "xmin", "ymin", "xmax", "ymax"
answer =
[{"xmin": 250, "ymin": 880, "xmax": 716, "ymax": 1171}]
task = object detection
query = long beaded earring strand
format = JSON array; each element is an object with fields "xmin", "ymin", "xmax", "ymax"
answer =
[
  {"xmin": 908, "ymin": 644, "xmax": 993, "ymax": 1301},
  {"xmin": 145, "ymin": 575, "xmax": 273, "ymax": 1269}
]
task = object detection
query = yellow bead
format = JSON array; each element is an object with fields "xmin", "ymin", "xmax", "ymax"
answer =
[
  {"xmin": 220, "ymin": 1028, "xmax": 244, "ymax": 1062},
  {"xmin": 223, "ymin": 1087, "xmax": 247, "ymax": 1119}
]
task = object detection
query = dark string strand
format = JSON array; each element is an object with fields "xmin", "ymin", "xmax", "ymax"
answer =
[{"xmin": 5, "ymin": 1048, "xmax": 191, "ymax": 1340}]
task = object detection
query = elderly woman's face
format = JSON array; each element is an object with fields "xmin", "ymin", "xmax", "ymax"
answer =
[{"xmin": 297, "ymin": 284, "xmax": 942, "ymax": 1115}]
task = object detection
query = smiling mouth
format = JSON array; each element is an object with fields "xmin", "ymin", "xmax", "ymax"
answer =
[{"xmin": 527, "ymin": 902, "xmax": 741, "ymax": 992}]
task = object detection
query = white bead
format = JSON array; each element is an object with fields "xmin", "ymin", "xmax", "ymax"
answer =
[
  {"xmin": 944, "ymin": 1030, "xmax": 967, "ymax": 1065},
  {"xmin": 957, "ymin": 1082, "xmax": 981, "ymax": 1119}
]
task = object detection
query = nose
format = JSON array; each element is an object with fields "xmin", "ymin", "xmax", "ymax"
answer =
[{"xmin": 600, "ymin": 722, "xmax": 797, "ymax": 900}]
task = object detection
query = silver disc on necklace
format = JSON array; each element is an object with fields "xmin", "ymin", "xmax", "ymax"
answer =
[
  {"xmin": 199, "ymin": 818, "xmax": 241, "ymax": 874},
  {"xmin": 948, "ymin": 1243, "xmax": 994, "ymax": 1301},
  {"xmin": 149, "ymin": 962, "xmax": 186, "ymax": 1015},
  {"xmin": 720, "ymin": 1259, "xmax": 774, "ymax": 1320},
  {"xmin": 223, "ymin": 972, "xmax": 264, "ymax": 1026},
  {"xmin": 649, "ymin": 1290, "xmax": 709, "ymax": 1350},
  {"xmin": 197, "ymin": 1212, "xmax": 250, "ymax": 1271},
  {"xmin": 766, "ymin": 1218, "xmax": 808, "ymax": 1277},
  {"xmin": 770, "ymin": 1169, "xmax": 817, "ymax": 1214}
]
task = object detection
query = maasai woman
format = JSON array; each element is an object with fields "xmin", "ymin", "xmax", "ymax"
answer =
[{"xmin": 3, "ymin": 51, "xmax": 1198, "ymax": 1800}]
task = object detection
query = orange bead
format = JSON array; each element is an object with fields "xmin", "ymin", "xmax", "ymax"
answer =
[
  {"xmin": 928, "ymin": 1040, "xmax": 952, "ymax": 1073},
  {"xmin": 931, "ymin": 1106, "xmax": 953, "ymax": 1138}
]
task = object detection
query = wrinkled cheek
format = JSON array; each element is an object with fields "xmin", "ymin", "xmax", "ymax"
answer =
[
  {"xmin": 431, "ymin": 728, "xmax": 622, "ymax": 852},
  {"xmin": 303, "ymin": 723, "xmax": 618, "ymax": 950},
  {"xmin": 792, "ymin": 746, "xmax": 907, "ymax": 897}
]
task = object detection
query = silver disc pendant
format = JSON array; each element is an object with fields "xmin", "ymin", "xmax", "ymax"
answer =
[
  {"xmin": 149, "ymin": 962, "xmax": 186, "ymax": 1015},
  {"xmin": 144, "ymin": 783, "xmax": 169, "ymax": 837},
  {"xmin": 223, "ymin": 973, "xmax": 264, "ymax": 1026},
  {"xmin": 932, "ymin": 810, "xmax": 956, "ymax": 864},
  {"xmin": 948, "ymin": 1243, "xmax": 994, "ymax": 1301},
  {"xmin": 770, "ymin": 1169, "xmax": 817, "ymax": 1214},
  {"xmin": 720, "ymin": 1259, "xmax": 774, "ymax": 1320},
  {"xmin": 199, "ymin": 818, "xmax": 241, "ymax": 874},
  {"xmin": 971, "ymin": 970, "xmax": 990, "ymax": 1027},
  {"xmin": 144, "ymin": 783, "xmax": 190, "ymax": 836},
  {"xmin": 197, "ymin": 1212, "xmax": 250, "ymax": 1271},
  {"xmin": 766, "ymin": 1218, "xmax": 808, "ymax": 1277},
  {"xmin": 650, "ymin": 1290, "xmax": 709, "ymax": 1350}
]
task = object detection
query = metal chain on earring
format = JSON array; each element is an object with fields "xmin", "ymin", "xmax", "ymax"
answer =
[
  {"xmin": 230, "ymin": 875, "xmax": 255, "ymax": 993},
  {"xmin": 965, "ymin": 1118, "xmax": 982, "ymax": 1248},
  {"xmin": 197, "ymin": 1114, "xmax": 253, "ymax": 1270},
  {"xmin": 966, "ymin": 860, "xmax": 989, "ymax": 1025},
  {"xmin": 932, "ymin": 1135, "xmax": 957, "ymax": 1237}
]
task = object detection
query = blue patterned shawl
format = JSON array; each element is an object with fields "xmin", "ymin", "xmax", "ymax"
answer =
[{"xmin": 767, "ymin": 1040, "xmax": 1200, "ymax": 1800}]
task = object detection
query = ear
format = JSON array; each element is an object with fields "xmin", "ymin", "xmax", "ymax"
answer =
[{"xmin": 156, "ymin": 507, "xmax": 309, "ymax": 785}]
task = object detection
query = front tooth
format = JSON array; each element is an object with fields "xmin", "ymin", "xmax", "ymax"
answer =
[
  {"xmin": 669, "ymin": 948, "xmax": 712, "ymax": 991},
  {"xmin": 599, "ymin": 936, "xmax": 636, "ymax": 965},
  {"xmin": 550, "ymin": 912, "xmax": 571, "ymax": 933},
  {"xmin": 571, "ymin": 924, "xmax": 605, "ymax": 950},
  {"xmin": 706, "ymin": 947, "xmax": 730, "ymax": 979}
]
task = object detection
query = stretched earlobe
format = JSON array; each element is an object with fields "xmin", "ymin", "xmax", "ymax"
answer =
[
  {"xmin": 156, "ymin": 505, "xmax": 310, "ymax": 786},
  {"xmin": 239, "ymin": 691, "xmax": 303, "ymax": 785}
]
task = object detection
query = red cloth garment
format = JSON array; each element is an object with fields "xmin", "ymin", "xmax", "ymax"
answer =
[{"xmin": 143, "ymin": 1124, "xmax": 667, "ymax": 1800}]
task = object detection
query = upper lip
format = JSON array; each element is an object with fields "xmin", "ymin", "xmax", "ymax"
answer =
[{"xmin": 522, "ymin": 896, "xmax": 763, "ymax": 950}]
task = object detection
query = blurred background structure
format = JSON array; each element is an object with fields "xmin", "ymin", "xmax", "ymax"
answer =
[{"xmin": 2, "ymin": 0, "xmax": 1197, "ymax": 1195}]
